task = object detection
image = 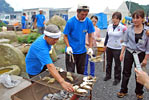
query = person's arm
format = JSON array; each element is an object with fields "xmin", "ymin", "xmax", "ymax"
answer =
[
  {"xmin": 88, "ymin": 33, "xmax": 93, "ymax": 48},
  {"xmin": 46, "ymin": 63, "xmax": 73, "ymax": 92},
  {"xmin": 96, "ymin": 27, "xmax": 101, "ymax": 39},
  {"xmin": 146, "ymin": 30, "xmax": 149, "ymax": 36},
  {"xmin": 64, "ymin": 34, "xmax": 70, "ymax": 47},
  {"xmin": 85, "ymin": 33, "xmax": 89, "ymax": 46},
  {"xmin": 135, "ymin": 68, "xmax": 149, "ymax": 89},
  {"xmin": 141, "ymin": 54, "xmax": 149, "ymax": 67},
  {"xmin": 120, "ymin": 46, "xmax": 126, "ymax": 61},
  {"xmin": 104, "ymin": 32, "xmax": 109, "ymax": 46}
]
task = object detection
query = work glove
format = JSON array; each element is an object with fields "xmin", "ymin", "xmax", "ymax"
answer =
[
  {"xmin": 87, "ymin": 48, "xmax": 93, "ymax": 55},
  {"xmin": 66, "ymin": 46, "xmax": 73, "ymax": 55}
]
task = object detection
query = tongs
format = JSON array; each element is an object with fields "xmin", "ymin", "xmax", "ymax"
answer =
[
  {"xmin": 88, "ymin": 53, "xmax": 102, "ymax": 62},
  {"xmin": 88, "ymin": 53, "xmax": 95, "ymax": 61},
  {"xmin": 69, "ymin": 53, "xmax": 75, "ymax": 63}
]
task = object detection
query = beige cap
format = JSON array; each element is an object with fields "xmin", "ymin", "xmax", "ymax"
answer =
[{"xmin": 77, "ymin": 4, "xmax": 89, "ymax": 10}]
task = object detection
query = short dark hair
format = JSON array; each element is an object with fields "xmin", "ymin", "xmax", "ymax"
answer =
[
  {"xmin": 77, "ymin": 9, "xmax": 89, "ymax": 13},
  {"xmin": 132, "ymin": 9, "xmax": 145, "ymax": 19},
  {"xmin": 77, "ymin": 5, "xmax": 89, "ymax": 13},
  {"xmin": 90, "ymin": 15, "xmax": 98, "ymax": 21},
  {"xmin": 112, "ymin": 12, "xmax": 122, "ymax": 20},
  {"xmin": 23, "ymin": 13, "xmax": 26, "ymax": 16}
]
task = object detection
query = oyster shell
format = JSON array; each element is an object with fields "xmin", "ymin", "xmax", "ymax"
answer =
[
  {"xmin": 47, "ymin": 78, "xmax": 55, "ymax": 84},
  {"xmin": 42, "ymin": 77, "xmax": 51, "ymax": 81},
  {"xmin": 73, "ymin": 85, "xmax": 79, "ymax": 91},
  {"xmin": 66, "ymin": 72, "xmax": 73, "ymax": 82},
  {"xmin": 80, "ymin": 83, "xmax": 92, "ymax": 90},
  {"xmin": 76, "ymin": 88, "xmax": 88, "ymax": 94},
  {"xmin": 66, "ymin": 75, "xmax": 73, "ymax": 82}
]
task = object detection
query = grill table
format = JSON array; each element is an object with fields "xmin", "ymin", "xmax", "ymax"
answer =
[{"xmin": 30, "ymin": 70, "xmax": 95, "ymax": 100}]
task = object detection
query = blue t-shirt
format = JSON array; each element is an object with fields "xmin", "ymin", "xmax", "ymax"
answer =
[
  {"xmin": 21, "ymin": 16, "xmax": 26, "ymax": 24},
  {"xmin": 63, "ymin": 16, "xmax": 95, "ymax": 54},
  {"xmin": 25, "ymin": 35, "xmax": 52, "ymax": 75},
  {"xmin": 36, "ymin": 14, "xmax": 45, "ymax": 27}
]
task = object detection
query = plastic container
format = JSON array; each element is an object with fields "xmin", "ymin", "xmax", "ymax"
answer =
[{"xmin": 22, "ymin": 29, "xmax": 30, "ymax": 34}]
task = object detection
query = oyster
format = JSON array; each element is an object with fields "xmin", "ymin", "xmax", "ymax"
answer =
[
  {"xmin": 80, "ymin": 83, "xmax": 92, "ymax": 90},
  {"xmin": 66, "ymin": 76, "xmax": 73, "ymax": 82},
  {"xmin": 76, "ymin": 88, "xmax": 88, "ymax": 94},
  {"xmin": 42, "ymin": 77, "xmax": 55, "ymax": 84},
  {"xmin": 47, "ymin": 78, "xmax": 55, "ymax": 84},
  {"xmin": 67, "ymin": 72, "xmax": 72, "ymax": 76},
  {"xmin": 56, "ymin": 67, "xmax": 64, "ymax": 72},
  {"xmin": 73, "ymin": 85, "xmax": 79, "ymax": 91},
  {"xmin": 83, "ymin": 76, "xmax": 96, "ymax": 82},
  {"xmin": 42, "ymin": 77, "xmax": 51, "ymax": 81},
  {"xmin": 66, "ymin": 72, "xmax": 73, "ymax": 82},
  {"xmin": 82, "ymin": 81, "xmax": 93, "ymax": 86}
]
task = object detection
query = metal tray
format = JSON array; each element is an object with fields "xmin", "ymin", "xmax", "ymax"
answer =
[{"xmin": 31, "ymin": 70, "xmax": 88, "ymax": 96}]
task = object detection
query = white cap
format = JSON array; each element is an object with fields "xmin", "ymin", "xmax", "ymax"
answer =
[
  {"xmin": 39, "ymin": 9, "xmax": 43, "ymax": 11},
  {"xmin": 77, "ymin": 4, "xmax": 89, "ymax": 10}
]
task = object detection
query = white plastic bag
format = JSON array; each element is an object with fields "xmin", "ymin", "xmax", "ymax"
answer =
[{"xmin": 0, "ymin": 73, "xmax": 20, "ymax": 88}]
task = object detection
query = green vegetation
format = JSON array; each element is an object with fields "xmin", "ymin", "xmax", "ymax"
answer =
[
  {"xmin": 18, "ymin": 33, "xmax": 41, "ymax": 43},
  {"xmin": 126, "ymin": 1, "xmax": 149, "ymax": 15},
  {"xmin": 0, "ymin": 22, "xmax": 7, "ymax": 27}
]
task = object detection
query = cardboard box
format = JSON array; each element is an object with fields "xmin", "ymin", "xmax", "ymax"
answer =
[{"xmin": 11, "ymin": 83, "xmax": 60, "ymax": 100}]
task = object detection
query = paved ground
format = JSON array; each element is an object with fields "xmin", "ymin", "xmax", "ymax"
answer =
[{"xmin": 54, "ymin": 30, "xmax": 149, "ymax": 100}]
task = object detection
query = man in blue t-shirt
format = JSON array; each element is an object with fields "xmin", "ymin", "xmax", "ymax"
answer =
[
  {"xmin": 35, "ymin": 9, "xmax": 45, "ymax": 34},
  {"xmin": 63, "ymin": 5, "xmax": 95, "ymax": 100},
  {"xmin": 63, "ymin": 5, "xmax": 95, "ymax": 75},
  {"xmin": 25, "ymin": 24, "xmax": 73, "ymax": 92},
  {"xmin": 21, "ymin": 13, "xmax": 27, "ymax": 29}
]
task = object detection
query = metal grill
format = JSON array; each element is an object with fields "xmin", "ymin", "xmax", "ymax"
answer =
[{"xmin": 30, "ymin": 70, "xmax": 90, "ymax": 96}]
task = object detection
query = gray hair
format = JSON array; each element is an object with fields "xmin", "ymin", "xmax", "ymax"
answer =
[{"xmin": 45, "ymin": 24, "xmax": 60, "ymax": 33}]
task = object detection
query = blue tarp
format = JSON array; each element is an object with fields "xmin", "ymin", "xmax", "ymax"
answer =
[{"xmin": 95, "ymin": 13, "xmax": 108, "ymax": 29}]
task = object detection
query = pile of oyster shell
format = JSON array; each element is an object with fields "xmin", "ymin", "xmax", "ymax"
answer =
[{"xmin": 73, "ymin": 76, "xmax": 97, "ymax": 94}]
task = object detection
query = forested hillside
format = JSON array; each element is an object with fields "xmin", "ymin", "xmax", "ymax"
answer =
[{"xmin": 0, "ymin": 0, "xmax": 14, "ymax": 13}]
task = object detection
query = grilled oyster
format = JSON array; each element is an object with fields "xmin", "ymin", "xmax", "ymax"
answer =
[
  {"xmin": 66, "ymin": 72, "xmax": 73, "ymax": 82},
  {"xmin": 82, "ymin": 81, "xmax": 93, "ymax": 86},
  {"xmin": 73, "ymin": 85, "xmax": 79, "ymax": 91},
  {"xmin": 80, "ymin": 83, "xmax": 92, "ymax": 90},
  {"xmin": 47, "ymin": 78, "xmax": 55, "ymax": 84},
  {"xmin": 42, "ymin": 77, "xmax": 55, "ymax": 84},
  {"xmin": 42, "ymin": 77, "xmax": 51, "ymax": 81},
  {"xmin": 83, "ymin": 76, "xmax": 96, "ymax": 82},
  {"xmin": 76, "ymin": 88, "xmax": 88, "ymax": 94}
]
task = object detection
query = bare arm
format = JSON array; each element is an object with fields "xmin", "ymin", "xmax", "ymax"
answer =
[
  {"xmin": 141, "ymin": 54, "xmax": 149, "ymax": 67},
  {"xmin": 120, "ymin": 46, "xmax": 126, "ymax": 61},
  {"xmin": 88, "ymin": 33, "xmax": 93, "ymax": 48},
  {"xmin": 46, "ymin": 64, "xmax": 73, "ymax": 92},
  {"xmin": 64, "ymin": 34, "xmax": 70, "ymax": 47}
]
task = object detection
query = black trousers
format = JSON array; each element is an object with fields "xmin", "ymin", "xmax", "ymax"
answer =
[
  {"xmin": 65, "ymin": 53, "xmax": 86, "ymax": 74},
  {"xmin": 120, "ymin": 50, "xmax": 145, "ymax": 95},
  {"xmin": 105, "ymin": 47, "xmax": 121, "ymax": 81},
  {"xmin": 28, "ymin": 65, "xmax": 47, "ymax": 79}
]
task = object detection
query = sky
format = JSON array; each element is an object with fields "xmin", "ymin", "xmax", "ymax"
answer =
[{"xmin": 5, "ymin": 0, "xmax": 149, "ymax": 13}]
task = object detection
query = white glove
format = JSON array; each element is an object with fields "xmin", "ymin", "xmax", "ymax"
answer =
[
  {"xmin": 87, "ymin": 48, "xmax": 93, "ymax": 55},
  {"xmin": 66, "ymin": 46, "xmax": 73, "ymax": 55}
]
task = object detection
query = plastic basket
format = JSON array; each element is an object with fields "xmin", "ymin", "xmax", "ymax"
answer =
[{"xmin": 22, "ymin": 29, "xmax": 30, "ymax": 34}]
